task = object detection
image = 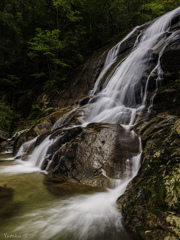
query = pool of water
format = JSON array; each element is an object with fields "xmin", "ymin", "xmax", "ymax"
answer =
[
  {"xmin": 0, "ymin": 154, "xmax": 59, "ymax": 239},
  {"xmin": 0, "ymin": 153, "xmax": 132, "ymax": 240}
]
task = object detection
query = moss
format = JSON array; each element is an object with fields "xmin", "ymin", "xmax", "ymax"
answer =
[
  {"xmin": 164, "ymin": 166, "xmax": 180, "ymax": 210},
  {"xmin": 131, "ymin": 192, "xmax": 138, "ymax": 202},
  {"xmin": 166, "ymin": 215, "xmax": 180, "ymax": 239},
  {"xmin": 164, "ymin": 236, "xmax": 178, "ymax": 240}
]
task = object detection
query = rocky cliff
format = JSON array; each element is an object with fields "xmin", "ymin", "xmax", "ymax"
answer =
[
  {"xmin": 116, "ymin": 14, "xmax": 180, "ymax": 240},
  {"xmin": 118, "ymin": 114, "xmax": 180, "ymax": 240}
]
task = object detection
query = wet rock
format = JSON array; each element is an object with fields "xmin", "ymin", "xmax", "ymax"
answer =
[
  {"xmin": 13, "ymin": 106, "xmax": 76, "ymax": 155},
  {"xmin": 44, "ymin": 175, "xmax": 105, "ymax": 196},
  {"xmin": 33, "ymin": 119, "xmax": 52, "ymax": 136},
  {"xmin": 161, "ymin": 30, "xmax": 180, "ymax": 82},
  {"xmin": 117, "ymin": 115, "xmax": 180, "ymax": 240},
  {"xmin": 148, "ymin": 30, "xmax": 180, "ymax": 116},
  {"xmin": 0, "ymin": 141, "xmax": 11, "ymax": 153},
  {"xmin": 47, "ymin": 123, "xmax": 140, "ymax": 188},
  {"xmin": 144, "ymin": 27, "xmax": 180, "ymax": 102},
  {"xmin": 0, "ymin": 131, "xmax": 12, "ymax": 152},
  {"xmin": 53, "ymin": 49, "xmax": 108, "ymax": 109},
  {"xmin": 34, "ymin": 105, "xmax": 76, "ymax": 134},
  {"xmin": 153, "ymin": 85, "xmax": 180, "ymax": 116},
  {"xmin": 13, "ymin": 128, "xmax": 36, "ymax": 156}
]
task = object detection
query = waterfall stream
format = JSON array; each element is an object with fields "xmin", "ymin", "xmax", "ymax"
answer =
[
  {"xmin": 86, "ymin": 7, "xmax": 180, "ymax": 126},
  {"xmin": 0, "ymin": 7, "xmax": 180, "ymax": 240}
]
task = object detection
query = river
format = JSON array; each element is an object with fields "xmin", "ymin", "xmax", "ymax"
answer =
[{"xmin": 0, "ymin": 152, "xmax": 135, "ymax": 240}]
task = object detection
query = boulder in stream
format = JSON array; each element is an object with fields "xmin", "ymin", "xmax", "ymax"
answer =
[{"xmin": 46, "ymin": 123, "xmax": 140, "ymax": 189}]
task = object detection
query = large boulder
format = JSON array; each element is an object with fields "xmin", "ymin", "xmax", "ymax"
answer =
[
  {"xmin": 117, "ymin": 115, "xmax": 180, "ymax": 240},
  {"xmin": 46, "ymin": 123, "xmax": 140, "ymax": 189}
]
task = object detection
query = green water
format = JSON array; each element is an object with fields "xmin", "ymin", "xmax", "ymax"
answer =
[
  {"xmin": 0, "ymin": 153, "xmax": 133, "ymax": 240},
  {"xmin": 0, "ymin": 154, "xmax": 59, "ymax": 239}
]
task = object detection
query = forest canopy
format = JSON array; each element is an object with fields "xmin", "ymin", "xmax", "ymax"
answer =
[{"xmin": 0, "ymin": 0, "xmax": 179, "ymax": 132}]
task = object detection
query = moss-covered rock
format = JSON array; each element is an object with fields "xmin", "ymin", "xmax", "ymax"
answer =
[{"xmin": 117, "ymin": 115, "xmax": 180, "ymax": 240}]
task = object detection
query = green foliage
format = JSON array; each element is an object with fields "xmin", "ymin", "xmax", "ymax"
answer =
[
  {"xmin": 0, "ymin": 102, "xmax": 21, "ymax": 132},
  {"xmin": 53, "ymin": 0, "xmax": 83, "ymax": 22},
  {"xmin": 28, "ymin": 28, "xmax": 65, "ymax": 65},
  {"xmin": 142, "ymin": 0, "xmax": 180, "ymax": 18},
  {"xmin": 28, "ymin": 28, "xmax": 68, "ymax": 83}
]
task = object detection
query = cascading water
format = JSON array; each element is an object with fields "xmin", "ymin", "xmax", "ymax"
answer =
[
  {"xmin": 26, "ymin": 136, "xmax": 53, "ymax": 168},
  {"xmin": 15, "ymin": 153, "xmax": 141, "ymax": 240},
  {"xmin": 90, "ymin": 26, "xmax": 140, "ymax": 95},
  {"xmin": 1, "ymin": 7, "xmax": 180, "ymax": 240},
  {"xmin": 86, "ymin": 7, "xmax": 180, "ymax": 126},
  {"xmin": 0, "ymin": 136, "xmax": 54, "ymax": 174}
]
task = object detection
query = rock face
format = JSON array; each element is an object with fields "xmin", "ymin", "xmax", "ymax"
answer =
[
  {"xmin": 13, "ymin": 105, "xmax": 76, "ymax": 155},
  {"xmin": 116, "ymin": 20, "xmax": 180, "ymax": 237},
  {"xmin": 115, "ymin": 13, "xmax": 180, "ymax": 240},
  {"xmin": 46, "ymin": 123, "xmax": 140, "ymax": 189},
  {"xmin": 117, "ymin": 115, "xmax": 180, "ymax": 240}
]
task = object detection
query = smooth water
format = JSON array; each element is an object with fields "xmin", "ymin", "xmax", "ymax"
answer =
[
  {"xmin": 0, "ymin": 158, "xmax": 59, "ymax": 239},
  {"xmin": 86, "ymin": 7, "xmax": 180, "ymax": 126},
  {"xmin": 0, "ymin": 7, "xmax": 179, "ymax": 240},
  {"xmin": 90, "ymin": 26, "xmax": 140, "ymax": 96},
  {"xmin": 0, "ymin": 153, "xmax": 137, "ymax": 240}
]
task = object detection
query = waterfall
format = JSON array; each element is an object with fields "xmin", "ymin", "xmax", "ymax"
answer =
[
  {"xmin": 26, "ymin": 136, "xmax": 53, "ymax": 169},
  {"xmin": 2, "ymin": 7, "xmax": 180, "ymax": 240},
  {"xmin": 86, "ymin": 7, "xmax": 180, "ymax": 126},
  {"xmin": 15, "ymin": 137, "xmax": 38, "ymax": 158},
  {"xmin": 14, "ymin": 137, "xmax": 142, "ymax": 240},
  {"xmin": 90, "ymin": 26, "xmax": 140, "ymax": 95}
]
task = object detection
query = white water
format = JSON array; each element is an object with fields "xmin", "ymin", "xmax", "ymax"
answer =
[
  {"xmin": 86, "ymin": 7, "xmax": 180, "ymax": 126},
  {"xmin": 14, "ymin": 143, "xmax": 141, "ymax": 240},
  {"xmin": 16, "ymin": 137, "xmax": 38, "ymax": 158},
  {"xmin": 26, "ymin": 136, "xmax": 53, "ymax": 168},
  {"xmin": 1, "ymin": 7, "xmax": 180, "ymax": 240},
  {"xmin": 0, "ymin": 137, "xmax": 53, "ymax": 175},
  {"xmin": 90, "ymin": 26, "xmax": 140, "ymax": 95}
]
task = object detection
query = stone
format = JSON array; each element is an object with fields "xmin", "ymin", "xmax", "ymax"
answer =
[
  {"xmin": 47, "ymin": 123, "xmax": 140, "ymax": 188},
  {"xmin": 117, "ymin": 115, "xmax": 180, "ymax": 240}
]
